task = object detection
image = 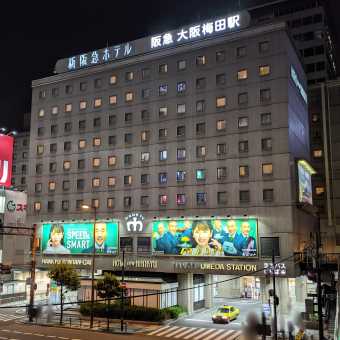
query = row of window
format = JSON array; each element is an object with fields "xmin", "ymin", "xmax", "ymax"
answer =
[
  {"xmin": 36, "ymin": 163, "xmax": 274, "ymax": 193},
  {"xmin": 33, "ymin": 188, "xmax": 275, "ymax": 212},
  {"xmin": 38, "ymin": 41, "xmax": 271, "ymax": 100},
  {"xmin": 37, "ymin": 78, "xmax": 272, "ymax": 118}
]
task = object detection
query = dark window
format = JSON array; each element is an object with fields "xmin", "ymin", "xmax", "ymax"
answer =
[
  {"xmin": 125, "ymin": 112, "xmax": 133, "ymax": 122},
  {"xmin": 141, "ymin": 174, "xmax": 150, "ymax": 185},
  {"xmin": 124, "ymin": 196, "xmax": 132, "ymax": 208},
  {"xmin": 141, "ymin": 110, "xmax": 150, "ymax": 121},
  {"xmin": 260, "ymin": 237, "xmax": 280, "ymax": 257},
  {"xmin": 142, "ymin": 68, "xmax": 151, "ymax": 79},
  {"xmin": 216, "ymin": 73, "xmax": 226, "ymax": 86},
  {"xmin": 80, "ymin": 82, "xmax": 87, "ymax": 91},
  {"xmin": 259, "ymin": 41, "xmax": 269, "ymax": 53},
  {"xmin": 78, "ymin": 159, "xmax": 85, "ymax": 169},
  {"xmin": 124, "ymin": 154, "xmax": 132, "ymax": 166},
  {"xmin": 260, "ymin": 88, "xmax": 271, "ymax": 102},
  {"xmin": 77, "ymin": 179, "xmax": 85, "ymax": 190},
  {"xmin": 196, "ymin": 100, "xmax": 205, "ymax": 112},
  {"xmin": 261, "ymin": 113, "xmax": 272, "ymax": 125},
  {"xmin": 196, "ymin": 77, "xmax": 206, "ymax": 89},
  {"xmin": 108, "ymin": 135, "xmax": 116, "ymax": 145},
  {"xmin": 109, "ymin": 115, "xmax": 117, "ymax": 126},
  {"xmin": 216, "ymin": 50, "xmax": 225, "ymax": 62},
  {"xmin": 236, "ymin": 46, "xmax": 246, "ymax": 57},
  {"xmin": 50, "ymin": 143, "xmax": 57, "ymax": 153},
  {"xmin": 196, "ymin": 192, "xmax": 207, "ymax": 205},
  {"xmin": 137, "ymin": 237, "xmax": 151, "ymax": 253},
  {"xmin": 239, "ymin": 141, "xmax": 249, "ymax": 153},
  {"xmin": 263, "ymin": 189, "xmax": 274, "ymax": 201},
  {"xmin": 217, "ymin": 191, "xmax": 227, "ymax": 204},
  {"xmin": 93, "ymin": 117, "xmax": 101, "ymax": 128},
  {"xmin": 120, "ymin": 237, "xmax": 133, "ymax": 252},
  {"xmin": 238, "ymin": 92, "xmax": 248, "ymax": 105},
  {"xmin": 240, "ymin": 190, "xmax": 250, "ymax": 202},
  {"xmin": 177, "ymin": 125, "xmax": 185, "ymax": 137},
  {"xmin": 79, "ymin": 120, "xmax": 86, "ymax": 130},
  {"xmin": 64, "ymin": 141, "xmax": 72, "ymax": 152},
  {"xmin": 196, "ymin": 122, "xmax": 206, "ymax": 136},
  {"xmin": 124, "ymin": 133, "xmax": 133, "ymax": 144}
]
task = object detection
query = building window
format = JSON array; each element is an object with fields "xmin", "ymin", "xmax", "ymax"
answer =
[
  {"xmin": 108, "ymin": 176, "xmax": 116, "ymax": 187},
  {"xmin": 125, "ymin": 71, "xmax": 134, "ymax": 81},
  {"xmin": 159, "ymin": 84, "xmax": 168, "ymax": 96},
  {"xmin": 79, "ymin": 100, "xmax": 87, "ymax": 110},
  {"xmin": 142, "ymin": 68, "xmax": 151, "ymax": 79},
  {"xmin": 52, "ymin": 88, "xmax": 59, "ymax": 97},
  {"xmin": 237, "ymin": 69, "xmax": 248, "ymax": 80},
  {"xmin": 141, "ymin": 174, "xmax": 150, "ymax": 185},
  {"xmin": 141, "ymin": 109, "xmax": 150, "ymax": 121},
  {"xmin": 217, "ymin": 143, "xmax": 227, "ymax": 155},
  {"xmin": 125, "ymin": 92, "xmax": 134, "ymax": 102},
  {"xmin": 238, "ymin": 92, "xmax": 248, "ymax": 105},
  {"xmin": 62, "ymin": 180, "xmax": 70, "ymax": 191},
  {"xmin": 35, "ymin": 183, "xmax": 42, "ymax": 193},
  {"xmin": 240, "ymin": 190, "xmax": 250, "ymax": 202},
  {"xmin": 313, "ymin": 149, "xmax": 323, "ymax": 158},
  {"xmin": 238, "ymin": 117, "xmax": 249, "ymax": 128},
  {"xmin": 93, "ymin": 137, "xmax": 101, "ymax": 147},
  {"xmin": 140, "ymin": 196, "xmax": 149, "ymax": 207},
  {"xmin": 79, "ymin": 120, "xmax": 86, "ymax": 130},
  {"xmin": 216, "ymin": 120, "xmax": 226, "ymax": 131},
  {"xmin": 34, "ymin": 202, "xmax": 41, "ymax": 212},
  {"xmin": 260, "ymin": 88, "xmax": 271, "ymax": 102},
  {"xmin": 259, "ymin": 41, "xmax": 269, "ymax": 53},
  {"xmin": 141, "ymin": 152, "xmax": 150, "ymax": 163},
  {"xmin": 107, "ymin": 198, "xmax": 115, "ymax": 209},
  {"xmin": 109, "ymin": 115, "xmax": 117, "ymax": 126},
  {"xmin": 51, "ymin": 106, "xmax": 59, "ymax": 115},
  {"xmin": 92, "ymin": 199, "xmax": 99, "ymax": 209},
  {"xmin": 38, "ymin": 109, "xmax": 45, "ymax": 118},
  {"xmin": 239, "ymin": 165, "xmax": 249, "ymax": 177},
  {"xmin": 92, "ymin": 158, "xmax": 101, "ymax": 168},
  {"xmin": 49, "ymin": 162, "xmax": 57, "ymax": 173},
  {"xmin": 261, "ymin": 113, "xmax": 272, "ymax": 125},
  {"xmin": 216, "ymin": 50, "xmax": 225, "ymax": 62},
  {"xmin": 315, "ymin": 186, "xmax": 325, "ymax": 195},
  {"xmin": 196, "ymin": 55, "xmax": 206, "ymax": 65},
  {"xmin": 142, "ymin": 88, "xmax": 151, "ymax": 99},
  {"xmin": 217, "ymin": 191, "xmax": 227, "ymax": 204},
  {"xmin": 109, "ymin": 95, "xmax": 117, "ymax": 105},
  {"xmin": 109, "ymin": 75, "xmax": 117, "ymax": 85},
  {"xmin": 108, "ymin": 156, "xmax": 116, "ymax": 167},
  {"xmin": 159, "ymin": 64, "xmax": 168, "ymax": 73},
  {"xmin": 37, "ymin": 127, "xmax": 45, "ymax": 137},
  {"xmin": 196, "ymin": 77, "xmax": 206, "ymax": 89},
  {"xmin": 196, "ymin": 100, "xmax": 205, "ymax": 113},
  {"xmin": 177, "ymin": 125, "xmax": 186, "ymax": 137},
  {"xmin": 236, "ymin": 46, "xmax": 246, "ymax": 57},
  {"xmin": 216, "ymin": 73, "xmax": 226, "ymax": 86},
  {"xmin": 177, "ymin": 103, "xmax": 186, "ymax": 114},
  {"xmin": 63, "ymin": 160, "xmax": 71, "ymax": 171},
  {"xmin": 125, "ymin": 112, "xmax": 133, "ymax": 122},
  {"xmin": 196, "ymin": 169, "xmax": 206, "ymax": 181},
  {"xmin": 92, "ymin": 178, "xmax": 101, "ymax": 188},
  {"xmin": 108, "ymin": 135, "xmax": 116, "ymax": 145},
  {"xmin": 124, "ymin": 197, "xmax": 132, "ymax": 208},
  {"xmin": 176, "ymin": 170, "xmax": 186, "ymax": 182},
  {"xmin": 124, "ymin": 154, "xmax": 132, "ymax": 166},
  {"xmin": 177, "ymin": 60, "xmax": 186, "ymax": 71},
  {"xmin": 177, "ymin": 81, "xmax": 186, "ymax": 93},
  {"xmin": 195, "ymin": 123, "xmax": 205, "ymax": 137},
  {"xmin": 177, "ymin": 148, "xmax": 186, "ymax": 160},
  {"xmin": 159, "ymin": 149, "xmax": 167, "ymax": 161},
  {"xmin": 120, "ymin": 237, "xmax": 133, "ymax": 252},
  {"xmin": 64, "ymin": 122, "xmax": 72, "ymax": 132},
  {"xmin": 159, "ymin": 195, "xmax": 168, "ymax": 206},
  {"xmin": 48, "ymin": 181, "xmax": 56, "ymax": 192},
  {"xmin": 65, "ymin": 85, "xmax": 73, "ymax": 94},
  {"xmin": 78, "ymin": 139, "xmax": 86, "ymax": 149},
  {"xmin": 216, "ymin": 96, "xmax": 226, "ymax": 108},
  {"xmin": 77, "ymin": 179, "xmax": 85, "ymax": 190},
  {"xmin": 94, "ymin": 98, "xmax": 102, "ymax": 108},
  {"xmin": 159, "ymin": 107, "xmax": 168, "ymax": 118},
  {"xmin": 239, "ymin": 140, "xmax": 249, "ymax": 153},
  {"xmin": 65, "ymin": 103, "xmax": 72, "ymax": 112},
  {"xmin": 159, "ymin": 128, "xmax": 168, "ymax": 139},
  {"xmin": 262, "ymin": 163, "xmax": 273, "ymax": 176},
  {"xmin": 263, "ymin": 189, "xmax": 274, "ymax": 202},
  {"xmin": 217, "ymin": 167, "xmax": 227, "ymax": 180},
  {"xmin": 196, "ymin": 145, "xmax": 206, "ymax": 158},
  {"xmin": 78, "ymin": 159, "xmax": 85, "ymax": 170},
  {"xmin": 259, "ymin": 65, "xmax": 270, "ymax": 76},
  {"xmin": 62, "ymin": 200, "xmax": 69, "ymax": 211},
  {"xmin": 124, "ymin": 133, "xmax": 132, "ymax": 144},
  {"xmin": 141, "ymin": 130, "xmax": 150, "ymax": 143},
  {"xmin": 159, "ymin": 172, "xmax": 167, "ymax": 184},
  {"xmin": 36, "ymin": 144, "xmax": 44, "ymax": 155},
  {"xmin": 176, "ymin": 194, "xmax": 186, "ymax": 205},
  {"xmin": 124, "ymin": 175, "xmax": 132, "ymax": 186},
  {"xmin": 137, "ymin": 237, "xmax": 151, "ymax": 253},
  {"xmin": 262, "ymin": 138, "xmax": 272, "ymax": 151},
  {"xmin": 196, "ymin": 192, "xmax": 207, "ymax": 205},
  {"xmin": 80, "ymin": 82, "xmax": 87, "ymax": 91}
]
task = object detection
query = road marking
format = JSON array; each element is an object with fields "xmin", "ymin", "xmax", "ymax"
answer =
[
  {"xmin": 33, "ymin": 334, "xmax": 45, "ymax": 337},
  {"xmin": 204, "ymin": 329, "xmax": 225, "ymax": 340},
  {"xmin": 0, "ymin": 337, "xmax": 7, "ymax": 340},
  {"xmin": 148, "ymin": 326, "xmax": 170, "ymax": 335},
  {"xmin": 183, "ymin": 328, "xmax": 203, "ymax": 339},
  {"xmin": 58, "ymin": 337, "xmax": 69, "ymax": 340},
  {"xmin": 193, "ymin": 328, "xmax": 216, "ymax": 340},
  {"xmin": 23, "ymin": 333, "xmax": 32, "ymax": 335},
  {"xmin": 11, "ymin": 332, "xmax": 22, "ymax": 334},
  {"xmin": 173, "ymin": 327, "xmax": 196, "ymax": 338},
  {"xmin": 157, "ymin": 327, "xmax": 179, "ymax": 337},
  {"xmin": 185, "ymin": 318, "xmax": 212, "ymax": 322},
  {"xmin": 214, "ymin": 329, "xmax": 234, "ymax": 340},
  {"xmin": 165, "ymin": 327, "xmax": 188, "ymax": 337},
  {"xmin": 228, "ymin": 331, "xmax": 243, "ymax": 340}
]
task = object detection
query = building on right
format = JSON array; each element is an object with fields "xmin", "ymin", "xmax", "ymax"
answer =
[{"xmin": 308, "ymin": 80, "xmax": 340, "ymax": 253}]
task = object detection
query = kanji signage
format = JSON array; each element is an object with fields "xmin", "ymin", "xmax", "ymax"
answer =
[{"xmin": 4, "ymin": 190, "xmax": 27, "ymax": 227}]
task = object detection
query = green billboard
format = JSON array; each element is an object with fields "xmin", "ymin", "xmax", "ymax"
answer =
[
  {"xmin": 152, "ymin": 218, "xmax": 258, "ymax": 257},
  {"xmin": 41, "ymin": 222, "xmax": 119, "ymax": 255}
]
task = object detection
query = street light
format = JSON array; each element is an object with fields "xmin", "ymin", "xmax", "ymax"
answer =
[
  {"xmin": 81, "ymin": 204, "xmax": 97, "ymax": 329},
  {"xmin": 0, "ymin": 127, "xmax": 18, "ymax": 136}
]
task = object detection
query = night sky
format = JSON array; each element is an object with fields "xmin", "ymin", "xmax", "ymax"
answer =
[{"xmin": 0, "ymin": 0, "xmax": 339, "ymax": 131}]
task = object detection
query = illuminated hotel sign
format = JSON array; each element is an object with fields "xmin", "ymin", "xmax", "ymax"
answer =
[
  {"xmin": 55, "ymin": 11, "xmax": 250, "ymax": 74},
  {"xmin": 125, "ymin": 213, "xmax": 144, "ymax": 233},
  {"xmin": 291, "ymin": 66, "xmax": 307, "ymax": 104}
]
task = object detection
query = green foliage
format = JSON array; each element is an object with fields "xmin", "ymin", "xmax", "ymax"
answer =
[
  {"xmin": 162, "ymin": 305, "xmax": 186, "ymax": 319},
  {"xmin": 95, "ymin": 273, "xmax": 122, "ymax": 300},
  {"xmin": 48, "ymin": 263, "xmax": 80, "ymax": 292}
]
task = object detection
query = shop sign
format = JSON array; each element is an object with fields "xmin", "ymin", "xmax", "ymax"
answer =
[
  {"xmin": 264, "ymin": 262, "xmax": 287, "ymax": 276},
  {"xmin": 0, "ymin": 135, "xmax": 14, "ymax": 188},
  {"xmin": 113, "ymin": 257, "xmax": 158, "ymax": 269},
  {"xmin": 125, "ymin": 213, "xmax": 144, "ymax": 232},
  {"xmin": 4, "ymin": 190, "xmax": 27, "ymax": 227},
  {"xmin": 41, "ymin": 257, "xmax": 92, "ymax": 266},
  {"xmin": 174, "ymin": 261, "xmax": 257, "ymax": 273}
]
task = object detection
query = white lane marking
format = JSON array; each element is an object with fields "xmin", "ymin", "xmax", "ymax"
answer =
[
  {"xmin": 23, "ymin": 333, "xmax": 32, "ymax": 335},
  {"xmin": 148, "ymin": 326, "xmax": 170, "ymax": 335},
  {"xmin": 183, "ymin": 328, "xmax": 204, "ymax": 339},
  {"xmin": 174, "ymin": 327, "xmax": 196, "ymax": 338},
  {"xmin": 47, "ymin": 336, "xmax": 56, "ymax": 338},
  {"xmin": 193, "ymin": 328, "xmax": 216, "ymax": 340},
  {"xmin": 205, "ymin": 329, "xmax": 225, "ymax": 340},
  {"xmin": 185, "ymin": 318, "xmax": 212, "ymax": 322},
  {"xmin": 226, "ymin": 330, "xmax": 242, "ymax": 340},
  {"xmin": 157, "ymin": 327, "xmax": 179, "ymax": 337},
  {"xmin": 58, "ymin": 337, "xmax": 69, "ymax": 340},
  {"xmin": 214, "ymin": 329, "xmax": 234, "ymax": 340},
  {"xmin": 33, "ymin": 334, "xmax": 45, "ymax": 337},
  {"xmin": 165, "ymin": 327, "xmax": 188, "ymax": 337}
]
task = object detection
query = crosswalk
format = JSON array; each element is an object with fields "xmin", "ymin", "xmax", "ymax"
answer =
[
  {"xmin": 147, "ymin": 325, "xmax": 242, "ymax": 340},
  {"xmin": 0, "ymin": 312, "xmax": 24, "ymax": 322}
]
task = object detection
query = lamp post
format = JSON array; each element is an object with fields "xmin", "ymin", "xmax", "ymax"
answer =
[{"xmin": 81, "ymin": 204, "xmax": 97, "ymax": 329}]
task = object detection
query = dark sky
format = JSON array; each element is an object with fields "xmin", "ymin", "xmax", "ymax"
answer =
[{"xmin": 0, "ymin": 0, "xmax": 339, "ymax": 131}]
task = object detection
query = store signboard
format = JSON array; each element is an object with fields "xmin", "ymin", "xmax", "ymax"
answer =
[
  {"xmin": 297, "ymin": 160, "xmax": 316, "ymax": 205},
  {"xmin": 151, "ymin": 218, "xmax": 258, "ymax": 257},
  {"xmin": 41, "ymin": 222, "xmax": 118, "ymax": 255},
  {"xmin": 0, "ymin": 135, "xmax": 14, "ymax": 188},
  {"xmin": 4, "ymin": 190, "xmax": 27, "ymax": 227}
]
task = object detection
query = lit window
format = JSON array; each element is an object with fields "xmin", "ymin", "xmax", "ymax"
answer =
[
  {"xmin": 93, "ymin": 137, "xmax": 101, "ymax": 147},
  {"xmin": 238, "ymin": 117, "xmax": 249, "ymax": 128},
  {"xmin": 78, "ymin": 139, "xmax": 86, "ymax": 149},
  {"xmin": 124, "ymin": 175, "xmax": 132, "ymax": 185},
  {"xmin": 65, "ymin": 103, "xmax": 72, "ymax": 112},
  {"xmin": 63, "ymin": 161, "xmax": 71, "ymax": 170},
  {"xmin": 51, "ymin": 106, "xmax": 58, "ymax": 115},
  {"xmin": 125, "ymin": 92, "xmax": 134, "ymax": 102},
  {"xmin": 237, "ymin": 69, "xmax": 248, "ymax": 80},
  {"xmin": 196, "ymin": 100, "xmax": 205, "ymax": 112},
  {"xmin": 108, "ymin": 176, "xmax": 116, "ymax": 187},
  {"xmin": 315, "ymin": 186, "xmax": 325, "ymax": 195},
  {"xmin": 259, "ymin": 65, "xmax": 270, "ymax": 76},
  {"xmin": 159, "ymin": 128, "xmax": 168, "ymax": 139},
  {"xmin": 159, "ymin": 107, "xmax": 168, "ymax": 118},
  {"xmin": 108, "ymin": 156, "xmax": 116, "ymax": 167},
  {"xmin": 239, "ymin": 165, "xmax": 249, "ymax": 177},
  {"xmin": 159, "ymin": 84, "xmax": 168, "ymax": 96},
  {"xmin": 141, "ymin": 152, "xmax": 150, "ymax": 163},
  {"xmin": 125, "ymin": 71, "xmax": 134, "ymax": 81},
  {"xmin": 216, "ymin": 120, "xmax": 226, "ymax": 131},
  {"xmin": 196, "ymin": 55, "xmax": 206, "ymax": 65},
  {"xmin": 94, "ymin": 98, "xmax": 102, "ymax": 108},
  {"xmin": 217, "ymin": 167, "xmax": 227, "ymax": 180},
  {"xmin": 159, "ymin": 173, "xmax": 167, "ymax": 184},
  {"xmin": 313, "ymin": 149, "xmax": 323, "ymax": 158},
  {"xmin": 109, "ymin": 95, "xmax": 117, "ymax": 105},
  {"xmin": 48, "ymin": 181, "xmax": 56, "ymax": 191},
  {"xmin": 196, "ymin": 192, "xmax": 207, "ymax": 205},
  {"xmin": 216, "ymin": 96, "xmax": 226, "ymax": 108},
  {"xmin": 177, "ymin": 81, "xmax": 186, "ymax": 93},
  {"xmin": 176, "ymin": 194, "xmax": 186, "ymax": 205},
  {"xmin": 159, "ymin": 64, "xmax": 168, "ymax": 73},
  {"xmin": 262, "ymin": 163, "xmax": 273, "ymax": 175},
  {"xmin": 92, "ymin": 178, "xmax": 101, "ymax": 187},
  {"xmin": 36, "ymin": 145, "xmax": 44, "ymax": 155},
  {"xmin": 159, "ymin": 149, "xmax": 167, "ymax": 161},
  {"xmin": 196, "ymin": 145, "xmax": 206, "ymax": 158},
  {"xmin": 110, "ymin": 75, "xmax": 117, "ymax": 85},
  {"xmin": 107, "ymin": 198, "xmax": 115, "ymax": 208},
  {"xmin": 92, "ymin": 199, "xmax": 99, "ymax": 209},
  {"xmin": 38, "ymin": 109, "xmax": 45, "ymax": 118},
  {"xmin": 34, "ymin": 202, "xmax": 41, "ymax": 212},
  {"xmin": 92, "ymin": 158, "xmax": 101, "ymax": 167},
  {"xmin": 176, "ymin": 170, "xmax": 186, "ymax": 182},
  {"xmin": 79, "ymin": 101, "xmax": 87, "ymax": 110},
  {"xmin": 196, "ymin": 169, "xmax": 206, "ymax": 180},
  {"xmin": 177, "ymin": 103, "xmax": 186, "ymax": 114},
  {"xmin": 177, "ymin": 148, "xmax": 186, "ymax": 160},
  {"xmin": 177, "ymin": 60, "xmax": 186, "ymax": 71},
  {"xmin": 159, "ymin": 195, "xmax": 168, "ymax": 206},
  {"xmin": 141, "ymin": 130, "xmax": 150, "ymax": 143}
]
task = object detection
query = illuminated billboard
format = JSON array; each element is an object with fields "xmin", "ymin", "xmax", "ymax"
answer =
[
  {"xmin": 41, "ymin": 222, "xmax": 119, "ymax": 255},
  {"xmin": 0, "ymin": 135, "xmax": 14, "ymax": 188},
  {"xmin": 151, "ymin": 218, "xmax": 258, "ymax": 257},
  {"xmin": 297, "ymin": 160, "xmax": 316, "ymax": 205}
]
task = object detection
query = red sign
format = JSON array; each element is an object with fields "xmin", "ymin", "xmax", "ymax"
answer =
[{"xmin": 0, "ymin": 135, "xmax": 14, "ymax": 188}]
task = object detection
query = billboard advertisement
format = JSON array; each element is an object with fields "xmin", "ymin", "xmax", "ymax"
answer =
[
  {"xmin": 0, "ymin": 135, "xmax": 14, "ymax": 188},
  {"xmin": 152, "ymin": 218, "xmax": 258, "ymax": 257},
  {"xmin": 297, "ymin": 160, "xmax": 316, "ymax": 205},
  {"xmin": 4, "ymin": 190, "xmax": 27, "ymax": 227},
  {"xmin": 41, "ymin": 222, "xmax": 119, "ymax": 255}
]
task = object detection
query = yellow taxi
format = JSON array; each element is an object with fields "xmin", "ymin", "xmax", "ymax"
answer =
[{"xmin": 212, "ymin": 305, "xmax": 240, "ymax": 324}]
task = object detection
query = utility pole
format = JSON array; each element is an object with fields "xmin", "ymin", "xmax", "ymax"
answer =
[
  {"xmin": 120, "ymin": 250, "xmax": 125, "ymax": 332},
  {"xmin": 28, "ymin": 224, "xmax": 37, "ymax": 322},
  {"xmin": 90, "ymin": 206, "xmax": 97, "ymax": 329},
  {"xmin": 272, "ymin": 244, "xmax": 278, "ymax": 340}
]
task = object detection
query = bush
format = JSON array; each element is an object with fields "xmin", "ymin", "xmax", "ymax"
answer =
[
  {"xmin": 80, "ymin": 302, "xmax": 166, "ymax": 322},
  {"xmin": 162, "ymin": 305, "xmax": 186, "ymax": 319}
]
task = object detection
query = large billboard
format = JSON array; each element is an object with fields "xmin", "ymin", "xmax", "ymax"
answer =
[
  {"xmin": 297, "ymin": 160, "xmax": 316, "ymax": 205},
  {"xmin": 4, "ymin": 190, "xmax": 27, "ymax": 227},
  {"xmin": 0, "ymin": 135, "xmax": 14, "ymax": 188},
  {"xmin": 41, "ymin": 222, "xmax": 119, "ymax": 255},
  {"xmin": 152, "ymin": 218, "xmax": 258, "ymax": 257}
]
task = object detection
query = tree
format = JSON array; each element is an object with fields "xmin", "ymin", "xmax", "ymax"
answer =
[
  {"xmin": 95, "ymin": 273, "xmax": 122, "ymax": 330},
  {"xmin": 48, "ymin": 263, "xmax": 80, "ymax": 325}
]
